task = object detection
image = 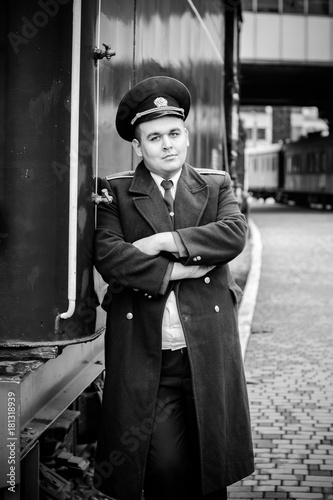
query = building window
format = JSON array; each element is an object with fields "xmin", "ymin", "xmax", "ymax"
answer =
[
  {"xmin": 308, "ymin": 0, "xmax": 330, "ymax": 15},
  {"xmin": 283, "ymin": 0, "xmax": 304, "ymax": 14},
  {"xmin": 246, "ymin": 128, "xmax": 253, "ymax": 140},
  {"xmin": 257, "ymin": 0, "xmax": 279, "ymax": 12},
  {"xmin": 257, "ymin": 128, "xmax": 266, "ymax": 140}
]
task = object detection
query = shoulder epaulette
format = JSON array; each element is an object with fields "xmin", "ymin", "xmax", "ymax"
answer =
[
  {"xmin": 105, "ymin": 170, "xmax": 135, "ymax": 180},
  {"xmin": 196, "ymin": 168, "xmax": 226, "ymax": 175}
]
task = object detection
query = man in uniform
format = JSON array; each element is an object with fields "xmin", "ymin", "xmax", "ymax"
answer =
[{"xmin": 94, "ymin": 76, "xmax": 254, "ymax": 500}]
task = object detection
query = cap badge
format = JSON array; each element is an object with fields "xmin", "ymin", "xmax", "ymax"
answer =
[{"xmin": 154, "ymin": 97, "xmax": 168, "ymax": 108}]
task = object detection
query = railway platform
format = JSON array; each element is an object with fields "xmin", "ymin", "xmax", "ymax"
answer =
[{"xmin": 228, "ymin": 201, "xmax": 333, "ymax": 499}]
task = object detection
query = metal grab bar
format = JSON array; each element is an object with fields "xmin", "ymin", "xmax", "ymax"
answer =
[{"xmin": 55, "ymin": 0, "xmax": 82, "ymax": 330}]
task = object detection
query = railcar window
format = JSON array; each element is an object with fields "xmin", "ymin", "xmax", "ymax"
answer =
[
  {"xmin": 257, "ymin": 0, "xmax": 279, "ymax": 12},
  {"xmin": 292, "ymin": 154, "xmax": 300, "ymax": 173},
  {"xmin": 242, "ymin": 0, "xmax": 254, "ymax": 11},
  {"xmin": 314, "ymin": 152, "xmax": 320, "ymax": 174},
  {"xmin": 260, "ymin": 157, "xmax": 263, "ymax": 171},
  {"xmin": 287, "ymin": 156, "xmax": 292, "ymax": 174},
  {"xmin": 243, "ymin": 0, "xmax": 331, "ymax": 15},
  {"xmin": 308, "ymin": 0, "xmax": 330, "ymax": 15},
  {"xmin": 321, "ymin": 152, "xmax": 327, "ymax": 173},
  {"xmin": 283, "ymin": 0, "xmax": 304, "ymax": 14},
  {"xmin": 308, "ymin": 152, "xmax": 314, "ymax": 173}
]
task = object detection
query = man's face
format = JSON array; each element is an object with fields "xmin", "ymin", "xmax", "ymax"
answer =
[{"xmin": 132, "ymin": 116, "xmax": 189, "ymax": 179}]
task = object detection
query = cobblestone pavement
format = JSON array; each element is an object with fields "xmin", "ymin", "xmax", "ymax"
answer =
[{"xmin": 228, "ymin": 202, "xmax": 333, "ymax": 500}]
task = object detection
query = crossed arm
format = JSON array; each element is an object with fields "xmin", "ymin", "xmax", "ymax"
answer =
[{"xmin": 132, "ymin": 232, "xmax": 215, "ymax": 280}]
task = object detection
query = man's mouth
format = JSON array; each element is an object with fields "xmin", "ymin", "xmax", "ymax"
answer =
[{"xmin": 163, "ymin": 154, "xmax": 177, "ymax": 159}]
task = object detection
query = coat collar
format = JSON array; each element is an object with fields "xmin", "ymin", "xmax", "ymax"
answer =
[{"xmin": 129, "ymin": 161, "xmax": 209, "ymax": 231}]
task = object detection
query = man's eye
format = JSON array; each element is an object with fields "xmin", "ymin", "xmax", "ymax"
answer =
[
  {"xmin": 150, "ymin": 136, "xmax": 160, "ymax": 141},
  {"xmin": 170, "ymin": 132, "xmax": 179, "ymax": 138}
]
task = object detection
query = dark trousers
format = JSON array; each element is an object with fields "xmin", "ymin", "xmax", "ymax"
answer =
[{"xmin": 143, "ymin": 349, "xmax": 227, "ymax": 500}]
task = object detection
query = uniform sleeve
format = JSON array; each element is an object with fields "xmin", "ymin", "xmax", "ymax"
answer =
[
  {"xmin": 175, "ymin": 173, "xmax": 247, "ymax": 267},
  {"xmin": 94, "ymin": 178, "xmax": 171, "ymax": 297}
]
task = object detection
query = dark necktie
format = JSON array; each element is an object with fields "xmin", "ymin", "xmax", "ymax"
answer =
[{"xmin": 161, "ymin": 179, "xmax": 174, "ymax": 219}]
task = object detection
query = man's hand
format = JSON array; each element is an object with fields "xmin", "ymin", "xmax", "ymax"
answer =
[
  {"xmin": 132, "ymin": 233, "xmax": 178, "ymax": 255},
  {"xmin": 170, "ymin": 263, "xmax": 215, "ymax": 281}
]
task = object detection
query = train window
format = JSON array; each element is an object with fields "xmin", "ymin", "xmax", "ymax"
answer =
[
  {"xmin": 283, "ymin": 0, "xmax": 304, "ymax": 13},
  {"xmin": 314, "ymin": 152, "xmax": 320, "ymax": 174},
  {"xmin": 308, "ymin": 152, "xmax": 314, "ymax": 173},
  {"xmin": 321, "ymin": 152, "xmax": 327, "ymax": 173},
  {"xmin": 242, "ymin": 0, "xmax": 254, "ymax": 11},
  {"xmin": 308, "ymin": 0, "xmax": 330, "ymax": 15},
  {"xmin": 291, "ymin": 154, "xmax": 300, "ymax": 173},
  {"xmin": 257, "ymin": 0, "xmax": 279, "ymax": 12},
  {"xmin": 286, "ymin": 156, "xmax": 292, "ymax": 174}
]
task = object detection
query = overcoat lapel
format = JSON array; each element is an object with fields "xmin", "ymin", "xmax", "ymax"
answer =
[
  {"xmin": 129, "ymin": 162, "xmax": 209, "ymax": 232},
  {"xmin": 174, "ymin": 163, "xmax": 209, "ymax": 229},
  {"xmin": 130, "ymin": 162, "xmax": 174, "ymax": 232}
]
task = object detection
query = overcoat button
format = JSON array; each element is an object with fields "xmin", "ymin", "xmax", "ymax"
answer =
[
  {"xmin": 204, "ymin": 277, "xmax": 210, "ymax": 284},
  {"xmin": 193, "ymin": 257, "xmax": 198, "ymax": 262},
  {"xmin": 126, "ymin": 313, "xmax": 133, "ymax": 320},
  {"xmin": 148, "ymin": 295, "xmax": 152, "ymax": 299},
  {"xmin": 197, "ymin": 256, "xmax": 202, "ymax": 261},
  {"xmin": 214, "ymin": 305, "xmax": 220, "ymax": 312}
]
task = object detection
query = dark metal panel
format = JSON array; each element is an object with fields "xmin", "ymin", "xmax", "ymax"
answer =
[
  {"xmin": 0, "ymin": 0, "xmax": 73, "ymax": 345},
  {"xmin": 97, "ymin": 0, "xmax": 136, "ymax": 177},
  {"xmin": 134, "ymin": 0, "xmax": 226, "ymax": 170},
  {"xmin": 0, "ymin": 0, "xmax": 101, "ymax": 345}
]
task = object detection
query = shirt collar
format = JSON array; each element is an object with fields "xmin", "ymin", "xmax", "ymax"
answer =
[{"xmin": 150, "ymin": 168, "xmax": 182, "ymax": 191}]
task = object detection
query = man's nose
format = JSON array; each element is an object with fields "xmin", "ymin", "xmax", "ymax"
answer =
[{"xmin": 162, "ymin": 136, "xmax": 172, "ymax": 149}]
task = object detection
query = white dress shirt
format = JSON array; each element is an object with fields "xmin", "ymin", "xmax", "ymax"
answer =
[{"xmin": 150, "ymin": 170, "xmax": 187, "ymax": 351}]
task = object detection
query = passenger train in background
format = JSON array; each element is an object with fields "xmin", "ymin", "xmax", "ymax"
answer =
[
  {"xmin": 0, "ymin": 0, "xmax": 243, "ymax": 497},
  {"xmin": 245, "ymin": 133, "xmax": 333, "ymax": 208}
]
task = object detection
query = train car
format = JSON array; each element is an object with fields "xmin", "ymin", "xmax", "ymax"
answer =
[
  {"xmin": 244, "ymin": 143, "xmax": 283, "ymax": 199},
  {"xmin": 282, "ymin": 134, "xmax": 333, "ymax": 207},
  {"xmin": 0, "ymin": 1, "xmax": 242, "ymax": 497},
  {"xmin": 244, "ymin": 134, "xmax": 333, "ymax": 208}
]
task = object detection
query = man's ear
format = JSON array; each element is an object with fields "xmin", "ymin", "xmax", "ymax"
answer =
[
  {"xmin": 185, "ymin": 128, "xmax": 190, "ymax": 147},
  {"xmin": 132, "ymin": 138, "xmax": 142, "ymax": 157}
]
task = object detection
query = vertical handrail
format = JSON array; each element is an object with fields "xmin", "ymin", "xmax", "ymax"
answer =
[
  {"xmin": 94, "ymin": 0, "xmax": 101, "ymax": 226},
  {"xmin": 55, "ymin": 0, "xmax": 82, "ymax": 328}
]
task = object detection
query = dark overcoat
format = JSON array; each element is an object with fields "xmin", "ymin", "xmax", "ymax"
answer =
[{"xmin": 94, "ymin": 161, "xmax": 254, "ymax": 499}]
